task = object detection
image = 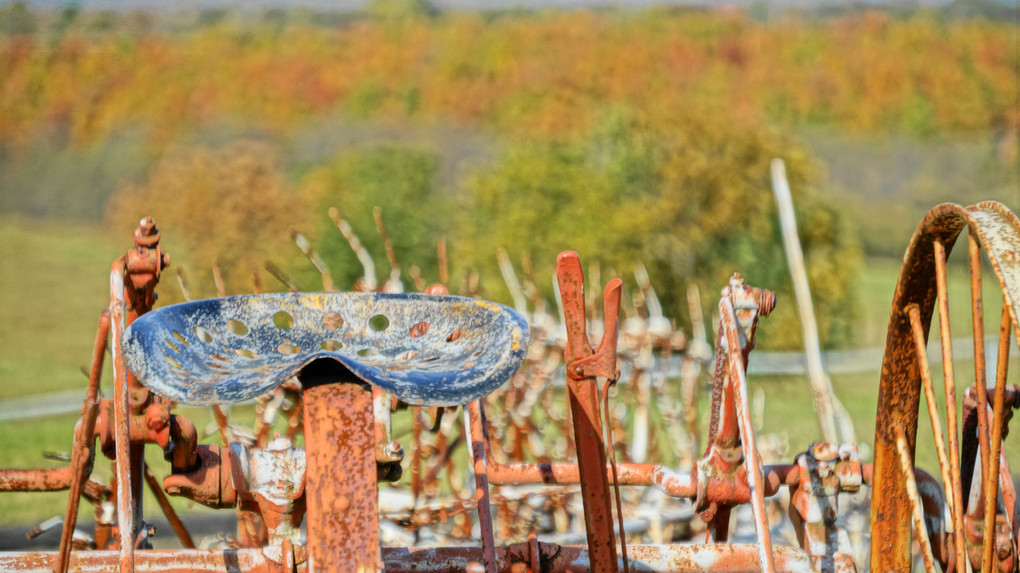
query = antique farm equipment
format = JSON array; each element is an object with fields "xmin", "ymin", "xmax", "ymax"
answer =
[{"xmin": 0, "ymin": 200, "xmax": 1018, "ymax": 572}]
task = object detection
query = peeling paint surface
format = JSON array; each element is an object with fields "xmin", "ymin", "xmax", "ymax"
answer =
[{"xmin": 122, "ymin": 292, "xmax": 530, "ymax": 406}]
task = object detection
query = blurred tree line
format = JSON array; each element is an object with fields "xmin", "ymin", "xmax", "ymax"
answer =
[
  {"xmin": 107, "ymin": 103, "xmax": 857, "ymax": 349},
  {"xmin": 3, "ymin": 1, "xmax": 1016, "ymax": 349}
]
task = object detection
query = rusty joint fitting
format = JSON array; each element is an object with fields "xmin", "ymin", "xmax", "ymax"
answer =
[{"xmin": 163, "ymin": 444, "xmax": 237, "ymax": 509}]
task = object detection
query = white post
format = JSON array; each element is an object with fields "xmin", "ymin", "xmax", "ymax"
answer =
[{"xmin": 770, "ymin": 158, "xmax": 854, "ymax": 444}]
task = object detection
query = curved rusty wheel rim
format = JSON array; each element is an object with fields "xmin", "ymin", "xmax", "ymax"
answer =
[{"xmin": 871, "ymin": 201, "xmax": 1020, "ymax": 572}]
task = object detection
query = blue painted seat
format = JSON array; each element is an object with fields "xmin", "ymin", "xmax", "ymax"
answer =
[{"xmin": 122, "ymin": 292, "xmax": 530, "ymax": 407}]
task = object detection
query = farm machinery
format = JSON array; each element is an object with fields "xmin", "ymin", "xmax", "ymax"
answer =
[{"xmin": 1, "ymin": 200, "xmax": 1019, "ymax": 572}]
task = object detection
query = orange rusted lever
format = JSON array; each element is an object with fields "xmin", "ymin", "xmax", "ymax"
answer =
[
  {"xmin": 557, "ymin": 251, "xmax": 622, "ymax": 381},
  {"xmin": 555, "ymin": 251, "xmax": 622, "ymax": 573}
]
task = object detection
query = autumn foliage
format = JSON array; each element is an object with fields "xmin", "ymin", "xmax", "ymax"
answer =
[
  {"xmin": 1, "ymin": 7, "xmax": 1015, "ymax": 149},
  {"xmin": 2, "ymin": 4, "xmax": 1015, "ymax": 348}
]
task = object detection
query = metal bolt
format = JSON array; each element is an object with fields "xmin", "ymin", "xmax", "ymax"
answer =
[
  {"xmin": 384, "ymin": 441, "xmax": 404, "ymax": 461},
  {"xmin": 146, "ymin": 407, "xmax": 168, "ymax": 431},
  {"xmin": 133, "ymin": 217, "xmax": 161, "ymax": 247}
]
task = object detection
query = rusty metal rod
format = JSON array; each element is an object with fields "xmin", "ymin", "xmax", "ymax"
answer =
[
  {"xmin": 142, "ymin": 467, "xmax": 194, "ymax": 549},
  {"xmin": 982, "ymin": 301, "xmax": 1012, "ymax": 572},
  {"xmin": 894, "ymin": 426, "xmax": 937, "ymax": 573},
  {"xmin": 467, "ymin": 401, "xmax": 799, "ymax": 502},
  {"xmin": 0, "ymin": 467, "xmax": 74, "ymax": 491},
  {"xmin": 933, "ymin": 239, "xmax": 968, "ymax": 570},
  {"xmin": 57, "ymin": 310, "xmax": 111, "ymax": 573},
  {"xmin": 0, "ymin": 543, "xmax": 821, "ymax": 573},
  {"xmin": 969, "ymin": 232, "xmax": 992, "ymax": 508},
  {"xmin": 110, "ymin": 262, "xmax": 135, "ymax": 573},
  {"xmin": 720, "ymin": 295, "xmax": 776, "ymax": 573},
  {"xmin": 557, "ymin": 252, "xmax": 618, "ymax": 573},
  {"xmin": 466, "ymin": 401, "xmax": 497, "ymax": 573},
  {"xmin": 905, "ymin": 305, "xmax": 955, "ymax": 515},
  {"xmin": 211, "ymin": 405, "xmax": 230, "ymax": 448},
  {"xmin": 602, "ymin": 381, "xmax": 629, "ymax": 573}
]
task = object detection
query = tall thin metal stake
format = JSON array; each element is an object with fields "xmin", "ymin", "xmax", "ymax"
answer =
[{"xmin": 770, "ymin": 158, "xmax": 851, "ymax": 444}]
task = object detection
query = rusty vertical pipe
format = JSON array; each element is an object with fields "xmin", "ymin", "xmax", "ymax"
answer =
[
  {"xmin": 719, "ymin": 296, "xmax": 776, "ymax": 573},
  {"xmin": 565, "ymin": 378, "xmax": 619, "ymax": 573},
  {"xmin": 968, "ymin": 231, "xmax": 995, "ymax": 573},
  {"xmin": 466, "ymin": 401, "xmax": 497, "ymax": 573},
  {"xmin": 110, "ymin": 263, "xmax": 135, "ymax": 573},
  {"xmin": 299, "ymin": 360, "xmax": 380, "ymax": 573},
  {"xmin": 557, "ymin": 252, "xmax": 619, "ymax": 573},
  {"xmin": 411, "ymin": 406, "xmax": 423, "ymax": 504},
  {"xmin": 982, "ymin": 302, "xmax": 1012, "ymax": 572}
]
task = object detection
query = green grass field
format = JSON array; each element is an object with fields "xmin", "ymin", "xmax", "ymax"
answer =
[{"xmin": 0, "ymin": 215, "xmax": 1016, "ymax": 533}]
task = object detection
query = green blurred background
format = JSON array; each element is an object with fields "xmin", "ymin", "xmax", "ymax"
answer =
[{"xmin": 0, "ymin": 0, "xmax": 1017, "ymax": 532}]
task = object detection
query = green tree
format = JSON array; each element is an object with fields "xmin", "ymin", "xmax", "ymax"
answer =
[{"xmin": 459, "ymin": 106, "xmax": 861, "ymax": 349}]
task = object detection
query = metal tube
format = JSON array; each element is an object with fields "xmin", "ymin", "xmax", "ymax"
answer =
[
  {"xmin": 906, "ymin": 305, "xmax": 955, "ymax": 515},
  {"xmin": 300, "ymin": 360, "xmax": 380, "ymax": 573},
  {"xmin": 720, "ymin": 296, "xmax": 776, "ymax": 573},
  {"xmin": 969, "ymin": 232, "xmax": 992, "ymax": 497},
  {"xmin": 982, "ymin": 301, "xmax": 1012, "ymax": 572},
  {"xmin": 894, "ymin": 426, "xmax": 937, "ymax": 573},
  {"xmin": 110, "ymin": 262, "xmax": 135, "ymax": 573},
  {"xmin": 0, "ymin": 543, "xmax": 819, "ymax": 573},
  {"xmin": 0, "ymin": 465, "xmax": 76, "ymax": 491},
  {"xmin": 466, "ymin": 401, "xmax": 497, "ymax": 573},
  {"xmin": 933, "ymin": 239, "xmax": 968, "ymax": 570}
]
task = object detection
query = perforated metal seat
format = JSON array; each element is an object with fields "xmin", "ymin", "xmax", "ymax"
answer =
[{"xmin": 122, "ymin": 292, "xmax": 529, "ymax": 406}]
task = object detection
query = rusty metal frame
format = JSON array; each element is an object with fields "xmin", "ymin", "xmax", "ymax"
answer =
[
  {"xmin": 871, "ymin": 201, "xmax": 1020, "ymax": 572},
  {"xmin": 7, "ymin": 202, "xmax": 1020, "ymax": 573}
]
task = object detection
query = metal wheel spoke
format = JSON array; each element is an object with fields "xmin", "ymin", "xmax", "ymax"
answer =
[
  {"xmin": 970, "ymin": 232, "xmax": 992, "ymax": 475},
  {"xmin": 982, "ymin": 301, "xmax": 1012, "ymax": 571},
  {"xmin": 906, "ymin": 304, "xmax": 956, "ymax": 514},
  {"xmin": 871, "ymin": 202, "xmax": 1020, "ymax": 572},
  {"xmin": 934, "ymin": 239, "xmax": 968, "ymax": 570},
  {"xmin": 894, "ymin": 426, "xmax": 938, "ymax": 573}
]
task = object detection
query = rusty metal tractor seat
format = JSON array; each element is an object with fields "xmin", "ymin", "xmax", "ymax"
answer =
[
  {"xmin": 118, "ymin": 291, "xmax": 530, "ymax": 572},
  {"xmin": 121, "ymin": 292, "xmax": 530, "ymax": 406}
]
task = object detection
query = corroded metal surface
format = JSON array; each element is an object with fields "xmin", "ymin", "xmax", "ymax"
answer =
[
  {"xmin": 13, "ymin": 203, "xmax": 1020, "ymax": 573},
  {"xmin": 302, "ymin": 377, "xmax": 379, "ymax": 573},
  {"xmin": 0, "ymin": 543, "xmax": 816, "ymax": 573},
  {"xmin": 121, "ymin": 292, "xmax": 529, "ymax": 406},
  {"xmin": 556, "ymin": 251, "xmax": 622, "ymax": 573},
  {"xmin": 871, "ymin": 201, "xmax": 1020, "ymax": 572}
]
